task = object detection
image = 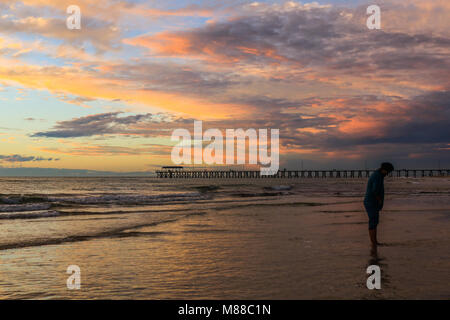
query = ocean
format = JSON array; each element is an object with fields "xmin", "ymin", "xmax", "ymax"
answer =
[{"xmin": 0, "ymin": 177, "xmax": 449, "ymax": 299}]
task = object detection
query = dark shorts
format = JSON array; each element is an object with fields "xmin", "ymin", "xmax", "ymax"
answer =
[{"xmin": 364, "ymin": 203, "xmax": 379, "ymax": 230}]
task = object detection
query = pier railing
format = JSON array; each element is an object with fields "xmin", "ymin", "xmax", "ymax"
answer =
[{"xmin": 155, "ymin": 169, "xmax": 450, "ymax": 179}]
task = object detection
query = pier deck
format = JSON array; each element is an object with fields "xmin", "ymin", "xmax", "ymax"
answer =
[{"xmin": 156, "ymin": 169, "xmax": 450, "ymax": 179}]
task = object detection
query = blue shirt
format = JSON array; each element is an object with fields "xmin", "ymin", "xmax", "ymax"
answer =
[{"xmin": 364, "ymin": 169, "xmax": 384, "ymax": 210}]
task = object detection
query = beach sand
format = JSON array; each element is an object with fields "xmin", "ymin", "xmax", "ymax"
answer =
[{"xmin": 0, "ymin": 177, "xmax": 448, "ymax": 299}]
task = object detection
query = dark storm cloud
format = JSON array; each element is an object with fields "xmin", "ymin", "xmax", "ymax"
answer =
[
  {"xmin": 285, "ymin": 91, "xmax": 450, "ymax": 150},
  {"xmin": 369, "ymin": 91, "xmax": 450, "ymax": 144}
]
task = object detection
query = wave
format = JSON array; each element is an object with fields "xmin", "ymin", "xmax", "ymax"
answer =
[
  {"xmin": 0, "ymin": 210, "xmax": 61, "ymax": 220},
  {"xmin": 0, "ymin": 203, "xmax": 52, "ymax": 212},
  {"xmin": 0, "ymin": 192, "xmax": 206, "ymax": 207},
  {"xmin": 47, "ymin": 192, "xmax": 206, "ymax": 205},
  {"xmin": 0, "ymin": 195, "xmax": 49, "ymax": 204},
  {"xmin": 266, "ymin": 185, "xmax": 293, "ymax": 191},
  {"xmin": 194, "ymin": 185, "xmax": 221, "ymax": 193}
]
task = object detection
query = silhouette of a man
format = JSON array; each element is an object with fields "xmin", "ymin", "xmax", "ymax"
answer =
[{"xmin": 364, "ymin": 162, "xmax": 394, "ymax": 247}]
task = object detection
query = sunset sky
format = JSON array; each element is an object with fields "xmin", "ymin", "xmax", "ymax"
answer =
[{"xmin": 0, "ymin": 0, "xmax": 449, "ymax": 174}]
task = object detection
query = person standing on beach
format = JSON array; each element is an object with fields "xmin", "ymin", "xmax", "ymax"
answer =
[{"xmin": 364, "ymin": 162, "xmax": 394, "ymax": 247}]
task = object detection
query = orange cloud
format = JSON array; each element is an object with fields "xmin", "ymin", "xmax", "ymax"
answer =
[
  {"xmin": 0, "ymin": 61, "xmax": 249, "ymax": 119},
  {"xmin": 125, "ymin": 32, "xmax": 193, "ymax": 56},
  {"xmin": 124, "ymin": 32, "xmax": 288, "ymax": 65}
]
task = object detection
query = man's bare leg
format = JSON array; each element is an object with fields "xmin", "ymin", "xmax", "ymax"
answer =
[
  {"xmin": 369, "ymin": 228, "xmax": 384, "ymax": 247},
  {"xmin": 369, "ymin": 228, "xmax": 378, "ymax": 247}
]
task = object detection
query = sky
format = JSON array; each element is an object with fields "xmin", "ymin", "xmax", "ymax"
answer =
[{"xmin": 0, "ymin": 0, "xmax": 449, "ymax": 174}]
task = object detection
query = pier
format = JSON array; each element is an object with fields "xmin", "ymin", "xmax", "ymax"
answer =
[{"xmin": 156, "ymin": 168, "xmax": 450, "ymax": 179}]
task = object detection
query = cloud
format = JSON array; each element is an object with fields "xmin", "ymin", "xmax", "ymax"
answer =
[
  {"xmin": 0, "ymin": 62, "xmax": 245, "ymax": 118},
  {"xmin": 29, "ymin": 89, "xmax": 450, "ymax": 167},
  {"xmin": 139, "ymin": 4, "xmax": 215, "ymax": 18},
  {"xmin": 31, "ymin": 88, "xmax": 450, "ymax": 148},
  {"xmin": 277, "ymin": 90, "xmax": 450, "ymax": 155},
  {"xmin": 99, "ymin": 62, "xmax": 239, "ymax": 95},
  {"xmin": 0, "ymin": 12, "xmax": 121, "ymax": 52},
  {"xmin": 8, "ymin": 0, "xmax": 216, "ymax": 20},
  {"xmin": 32, "ymin": 112, "xmax": 177, "ymax": 138},
  {"xmin": 31, "ymin": 109, "xmax": 340, "ymax": 139},
  {"xmin": 38, "ymin": 144, "xmax": 172, "ymax": 157},
  {"xmin": 0, "ymin": 0, "xmax": 223, "ymax": 53},
  {"xmin": 24, "ymin": 117, "xmax": 46, "ymax": 122},
  {"xmin": 54, "ymin": 93, "xmax": 96, "ymax": 108},
  {"xmin": 3, "ymin": 1, "xmax": 449, "ymax": 121},
  {"xmin": 126, "ymin": 1, "xmax": 450, "ymax": 89},
  {"xmin": 0, "ymin": 154, "xmax": 59, "ymax": 162}
]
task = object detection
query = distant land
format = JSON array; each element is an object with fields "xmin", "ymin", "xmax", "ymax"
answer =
[{"xmin": 0, "ymin": 167, "xmax": 155, "ymax": 177}]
